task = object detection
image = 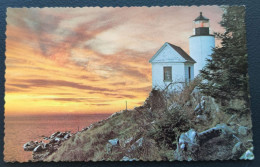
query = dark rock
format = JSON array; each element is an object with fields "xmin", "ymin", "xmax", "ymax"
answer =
[
  {"xmin": 82, "ymin": 127, "xmax": 89, "ymax": 131},
  {"xmin": 64, "ymin": 133, "xmax": 71, "ymax": 139},
  {"xmin": 57, "ymin": 132, "xmax": 66, "ymax": 138},
  {"xmin": 50, "ymin": 132, "xmax": 60, "ymax": 139},
  {"xmin": 25, "ymin": 130, "xmax": 74, "ymax": 161},
  {"xmin": 33, "ymin": 145, "xmax": 45, "ymax": 153},
  {"xmin": 175, "ymin": 124, "xmax": 237, "ymax": 161},
  {"xmin": 198, "ymin": 123, "xmax": 233, "ymax": 145},
  {"xmin": 23, "ymin": 141, "xmax": 38, "ymax": 151},
  {"xmin": 49, "ymin": 138, "xmax": 56, "ymax": 144},
  {"xmin": 43, "ymin": 143, "xmax": 50, "ymax": 149}
]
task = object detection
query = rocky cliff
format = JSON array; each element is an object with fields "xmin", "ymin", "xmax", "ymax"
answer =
[{"xmin": 24, "ymin": 80, "xmax": 254, "ymax": 161}]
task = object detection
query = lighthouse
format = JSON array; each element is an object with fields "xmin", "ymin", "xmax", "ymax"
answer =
[{"xmin": 189, "ymin": 12, "xmax": 215, "ymax": 77}]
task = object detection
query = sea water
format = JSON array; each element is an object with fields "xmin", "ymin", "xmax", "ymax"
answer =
[{"xmin": 4, "ymin": 114, "xmax": 110, "ymax": 162}]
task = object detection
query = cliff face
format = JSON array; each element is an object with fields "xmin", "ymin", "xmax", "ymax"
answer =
[{"xmin": 33, "ymin": 80, "xmax": 253, "ymax": 161}]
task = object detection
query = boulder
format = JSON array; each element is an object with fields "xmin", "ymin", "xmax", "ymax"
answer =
[
  {"xmin": 194, "ymin": 100, "xmax": 206, "ymax": 115},
  {"xmin": 198, "ymin": 123, "xmax": 233, "ymax": 145},
  {"xmin": 43, "ymin": 143, "xmax": 50, "ymax": 149},
  {"xmin": 175, "ymin": 129, "xmax": 199, "ymax": 161},
  {"xmin": 57, "ymin": 132, "xmax": 66, "ymax": 138},
  {"xmin": 238, "ymin": 126, "xmax": 248, "ymax": 136},
  {"xmin": 64, "ymin": 133, "xmax": 71, "ymax": 139},
  {"xmin": 33, "ymin": 145, "xmax": 45, "ymax": 153},
  {"xmin": 55, "ymin": 137, "xmax": 61, "ymax": 142},
  {"xmin": 88, "ymin": 124, "xmax": 94, "ymax": 130},
  {"xmin": 50, "ymin": 132, "xmax": 60, "ymax": 139},
  {"xmin": 54, "ymin": 137, "xmax": 62, "ymax": 144},
  {"xmin": 240, "ymin": 148, "xmax": 254, "ymax": 160},
  {"xmin": 108, "ymin": 138, "xmax": 119, "ymax": 146},
  {"xmin": 196, "ymin": 115, "xmax": 207, "ymax": 122},
  {"xmin": 25, "ymin": 131, "xmax": 75, "ymax": 161},
  {"xmin": 23, "ymin": 141, "xmax": 38, "ymax": 151},
  {"xmin": 175, "ymin": 124, "xmax": 237, "ymax": 161},
  {"xmin": 121, "ymin": 156, "xmax": 138, "ymax": 161},
  {"xmin": 82, "ymin": 127, "xmax": 89, "ymax": 131},
  {"xmin": 128, "ymin": 137, "xmax": 143, "ymax": 152}
]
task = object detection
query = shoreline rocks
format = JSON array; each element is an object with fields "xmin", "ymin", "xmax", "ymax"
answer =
[
  {"xmin": 23, "ymin": 131, "xmax": 72, "ymax": 161},
  {"xmin": 23, "ymin": 141, "xmax": 38, "ymax": 151}
]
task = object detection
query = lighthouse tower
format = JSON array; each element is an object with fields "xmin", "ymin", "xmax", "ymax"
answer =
[{"xmin": 189, "ymin": 12, "xmax": 215, "ymax": 77}]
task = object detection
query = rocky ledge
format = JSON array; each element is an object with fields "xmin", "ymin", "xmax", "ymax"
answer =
[
  {"xmin": 23, "ymin": 131, "xmax": 72, "ymax": 161},
  {"xmin": 175, "ymin": 123, "xmax": 254, "ymax": 161}
]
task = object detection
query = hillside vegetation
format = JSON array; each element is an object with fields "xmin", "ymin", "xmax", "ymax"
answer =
[{"xmin": 42, "ymin": 78, "xmax": 252, "ymax": 161}]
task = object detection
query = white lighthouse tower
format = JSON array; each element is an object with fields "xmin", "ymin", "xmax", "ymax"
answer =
[{"xmin": 189, "ymin": 12, "xmax": 215, "ymax": 77}]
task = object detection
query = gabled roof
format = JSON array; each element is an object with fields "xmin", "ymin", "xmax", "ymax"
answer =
[
  {"xmin": 149, "ymin": 42, "xmax": 196, "ymax": 63},
  {"xmin": 167, "ymin": 43, "xmax": 196, "ymax": 63}
]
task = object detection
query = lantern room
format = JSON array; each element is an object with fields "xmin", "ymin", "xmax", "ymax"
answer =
[{"xmin": 193, "ymin": 12, "xmax": 210, "ymax": 36}]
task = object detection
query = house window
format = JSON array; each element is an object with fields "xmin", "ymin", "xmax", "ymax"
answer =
[
  {"xmin": 163, "ymin": 66, "xmax": 172, "ymax": 82},
  {"xmin": 188, "ymin": 67, "xmax": 191, "ymax": 80}
]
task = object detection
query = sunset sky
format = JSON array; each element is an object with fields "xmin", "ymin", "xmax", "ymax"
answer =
[{"xmin": 5, "ymin": 6, "xmax": 224, "ymax": 115}]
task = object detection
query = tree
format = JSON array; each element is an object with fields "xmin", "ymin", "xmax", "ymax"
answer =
[{"xmin": 199, "ymin": 6, "xmax": 249, "ymax": 108}]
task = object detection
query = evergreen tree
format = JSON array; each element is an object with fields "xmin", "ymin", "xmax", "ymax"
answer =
[{"xmin": 199, "ymin": 6, "xmax": 249, "ymax": 107}]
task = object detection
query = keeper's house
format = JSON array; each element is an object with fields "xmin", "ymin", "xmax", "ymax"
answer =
[{"xmin": 149, "ymin": 42, "xmax": 196, "ymax": 91}]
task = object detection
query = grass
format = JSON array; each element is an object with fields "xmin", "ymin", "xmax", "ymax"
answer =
[
  {"xmin": 45, "ymin": 108, "xmax": 161, "ymax": 161},
  {"xmin": 45, "ymin": 78, "xmax": 253, "ymax": 161}
]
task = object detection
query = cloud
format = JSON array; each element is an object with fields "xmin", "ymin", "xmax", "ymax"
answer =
[
  {"xmin": 90, "ymin": 103, "xmax": 110, "ymax": 106},
  {"xmin": 45, "ymin": 97, "xmax": 95, "ymax": 102},
  {"xmin": 9, "ymin": 79, "xmax": 111, "ymax": 92}
]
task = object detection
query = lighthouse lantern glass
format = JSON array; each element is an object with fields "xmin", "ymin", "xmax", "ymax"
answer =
[{"xmin": 194, "ymin": 20, "xmax": 209, "ymax": 28}]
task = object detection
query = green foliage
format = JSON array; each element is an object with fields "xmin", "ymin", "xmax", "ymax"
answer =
[
  {"xmin": 199, "ymin": 6, "xmax": 249, "ymax": 107},
  {"xmin": 149, "ymin": 107, "xmax": 193, "ymax": 150}
]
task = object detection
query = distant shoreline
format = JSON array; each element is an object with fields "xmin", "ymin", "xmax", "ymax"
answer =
[{"xmin": 5, "ymin": 113, "xmax": 112, "ymax": 117}]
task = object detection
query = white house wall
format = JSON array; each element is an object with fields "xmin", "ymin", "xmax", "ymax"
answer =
[
  {"xmin": 189, "ymin": 35, "xmax": 215, "ymax": 76},
  {"xmin": 152, "ymin": 62, "xmax": 185, "ymax": 91}
]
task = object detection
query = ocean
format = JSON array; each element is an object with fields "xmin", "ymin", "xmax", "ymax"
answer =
[{"xmin": 4, "ymin": 114, "xmax": 110, "ymax": 162}]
